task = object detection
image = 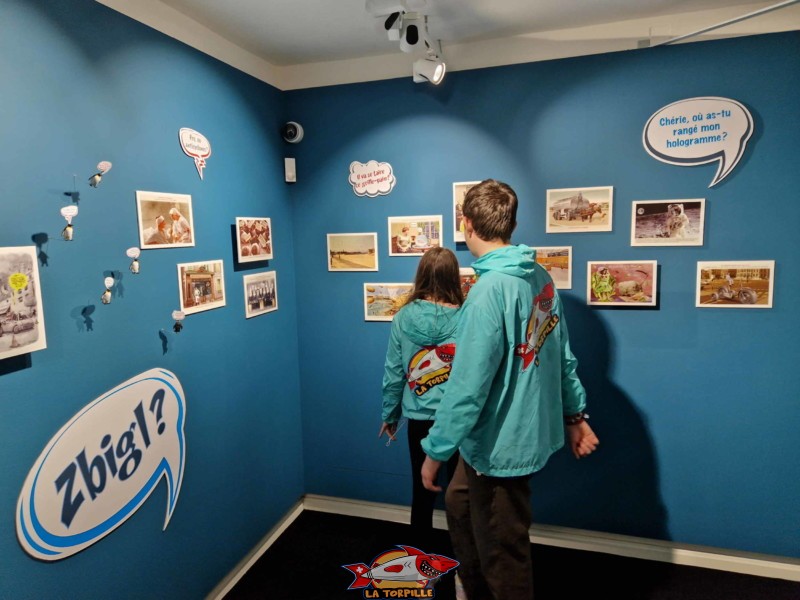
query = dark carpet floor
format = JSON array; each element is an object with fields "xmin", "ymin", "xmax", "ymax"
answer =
[{"xmin": 224, "ymin": 511, "xmax": 800, "ymax": 600}]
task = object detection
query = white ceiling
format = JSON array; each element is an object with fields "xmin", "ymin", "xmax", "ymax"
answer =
[{"xmin": 98, "ymin": 0, "xmax": 800, "ymax": 88}]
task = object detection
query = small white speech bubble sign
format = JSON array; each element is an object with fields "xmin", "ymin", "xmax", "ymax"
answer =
[
  {"xmin": 349, "ymin": 160, "xmax": 396, "ymax": 197},
  {"xmin": 97, "ymin": 161, "xmax": 112, "ymax": 174},
  {"xmin": 172, "ymin": 310, "xmax": 185, "ymax": 321},
  {"xmin": 16, "ymin": 369, "xmax": 186, "ymax": 560},
  {"xmin": 104, "ymin": 277, "xmax": 115, "ymax": 289},
  {"xmin": 60, "ymin": 205, "xmax": 79, "ymax": 224},
  {"xmin": 126, "ymin": 247, "xmax": 141, "ymax": 259},
  {"xmin": 179, "ymin": 128, "xmax": 211, "ymax": 180},
  {"xmin": 643, "ymin": 97, "xmax": 753, "ymax": 187}
]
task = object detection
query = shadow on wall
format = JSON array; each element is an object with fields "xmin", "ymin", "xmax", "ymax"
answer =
[{"xmin": 532, "ymin": 294, "xmax": 669, "ymax": 543}]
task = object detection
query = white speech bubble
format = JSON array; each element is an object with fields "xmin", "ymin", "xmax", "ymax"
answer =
[
  {"xmin": 171, "ymin": 311, "xmax": 185, "ymax": 321},
  {"xmin": 60, "ymin": 206, "xmax": 79, "ymax": 224},
  {"xmin": 643, "ymin": 97, "xmax": 753, "ymax": 187},
  {"xmin": 103, "ymin": 277, "xmax": 115, "ymax": 289},
  {"xmin": 179, "ymin": 128, "xmax": 211, "ymax": 180},
  {"xmin": 349, "ymin": 161, "xmax": 396, "ymax": 197},
  {"xmin": 97, "ymin": 161, "xmax": 112, "ymax": 174},
  {"xmin": 17, "ymin": 369, "xmax": 186, "ymax": 560},
  {"xmin": 126, "ymin": 247, "xmax": 141, "ymax": 259}
]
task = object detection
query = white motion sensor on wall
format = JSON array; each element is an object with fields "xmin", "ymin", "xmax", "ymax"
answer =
[{"xmin": 282, "ymin": 122, "xmax": 304, "ymax": 144}]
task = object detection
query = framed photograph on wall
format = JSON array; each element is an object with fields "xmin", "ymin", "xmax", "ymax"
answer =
[
  {"xmin": 696, "ymin": 261, "xmax": 774, "ymax": 308},
  {"xmin": 364, "ymin": 283, "xmax": 413, "ymax": 321},
  {"xmin": 177, "ymin": 260, "xmax": 226, "ymax": 315},
  {"xmin": 327, "ymin": 233, "xmax": 378, "ymax": 271},
  {"xmin": 0, "ymin": 246, "xmax": 47, "ymax": 360},
  {"xmin": 532, "ymin": 246, "xmax": 573, "ymax": 289},
  {"xmin": 236, "ymin": 217, "xmax": 273, "ymax": 262},
  {"xmin": 453, "ymin": 181, "xmax": 480, "ymax": 243},
  {"xmin": 243, "ymin": 271, "xmax": 277, "ymax": 318},
  {"xmin": 631, "ymin": 199, "xmax": 705, "ymax": 246},
  {"xmin": 587, "ymin": 260, "xmax": 657, "ymax": 307},
  {"xmin": 460, "ymin": 267, "xmax": 478, "ymax": 298},
  {"xmin": 388, "ymin": 216, "xmax": 443, "ymax": 256},
  {"xmin": 546, "ymin": 186, "xmax": 613, "ymax": 233},
  {"xmin": 136, "ymin": 191, "xmax": 195, "ymax": 249}
]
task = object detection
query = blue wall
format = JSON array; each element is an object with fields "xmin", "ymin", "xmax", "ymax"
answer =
[
  {"xmin": 288, "ymin": 33, "xmax": 799, "ymax": 558},
  {"xmin": 0, "ymin": 1, "xmax": 304, "ymax": 598}
]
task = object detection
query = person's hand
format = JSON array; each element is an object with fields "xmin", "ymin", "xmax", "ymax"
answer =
[
  {"xmin": 567, "ymin": 421, "xmax": 599, "ymax": 459},
  {"xmin": 378, "ymin": 422, "xmax": 397, "ymax": 442},
  {"xmin": 421, "ymin": 456, "xmax": 442, "ymax": 492}
]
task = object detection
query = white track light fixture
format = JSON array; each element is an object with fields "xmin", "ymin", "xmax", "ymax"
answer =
[{"xmin": 413, "ymin": 54, "xmax": 446, "ymax": 84}]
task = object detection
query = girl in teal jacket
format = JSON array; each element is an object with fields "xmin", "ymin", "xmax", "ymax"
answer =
[{"xmin": 381, "ymin": 247, "xmax": 463, "ymax": 532}]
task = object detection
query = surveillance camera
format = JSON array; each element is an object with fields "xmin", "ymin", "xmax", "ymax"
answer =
[{"xmin": 282, "ymin": 121, "xmax": 304, "ymax": 144}]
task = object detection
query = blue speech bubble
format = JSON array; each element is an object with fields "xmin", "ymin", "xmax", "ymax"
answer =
[
  {"xmin": 17, "ymin": 369, "xmax": 186, "ymax": 560},
  {"xmin": 643, "ymin": 97, "xmax": 753, "ymax": 187}
]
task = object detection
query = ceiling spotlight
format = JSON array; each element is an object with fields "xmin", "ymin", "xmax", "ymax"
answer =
[
  {"xmin": 384, "ymin": 11, "xmax": 403, "ymax": 41},
  {"xmin": 413, "ymin": 55, "xmax": 446, "ymax": 84},
  {"xmin": 399, "ymin": 13, "xmax": 427, "ymax": 53}
]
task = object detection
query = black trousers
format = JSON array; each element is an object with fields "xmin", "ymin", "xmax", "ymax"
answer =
[{"xmin": 407, "ymin": 419, "xmax": 459, "ymax": 533}]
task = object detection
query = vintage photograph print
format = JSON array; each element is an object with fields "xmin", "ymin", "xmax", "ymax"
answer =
[
  {"xmin": 177, "ymin": 260, "xmax": 226, "ymax": 315},
  {"xmin": 388, "ymin": 216, "xmax": 442, "ymax": 256},
  {"xmin": 696, "ymin": 261, "xmax": 774, "ymax": 308},
  {"xmin": 631, "ymin": 199, "xmax": 705, "ymax": 246},
  {"xmin": 460, "ymin": 267, "xmax": 478, "ymax": 298},
  {"xmin": 453, "ymin": 181, "xmax": 480, "ymax": 243},
  {"xmin": 136, "ymin": 191, "xmax": 195, "ymax": 249},
  {"xmin": 0, "ymin": 246, "xmax": 46, "ymax": 360},
  {"xmin": 364, "ymin": 283, "xmax": 413, "ymax": 321},
  {"xmin": 327, "ymin": 233, "xmax": 378, "ymax": 271},
  {"xmin": 546, "ymin": 186, "xmax": 613, "ymax": 233},
  {"xmin": 533, "ymin": 246, "xmax": 572, "ymax": 289},
  {"xmin": 587, "ymin": 261, "xmax": 657, "ymax": 306},
  {"xmin": 236, "ymin": 217, "xmax": 273, "ymax": 262},
  {"xmin": 243, "ymin": 271, "xmax": 277, "ymax": 318}
]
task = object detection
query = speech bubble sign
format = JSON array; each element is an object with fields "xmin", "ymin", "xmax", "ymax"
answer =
[
  {"xmin": 643, "ymin": 97, "xmax": 753, "ymax": 187},
  {"xmin": 9, "ymin": 272, "xmax": 29, "ymax": 291},
  {"xmin": 96, "ymin": 161, "xmax": 112, "ymax": 174},
  {"xmin": 179, "ymin": 128, "xmax": 212, "ymax": 180},
  {"xmin": 103, "ymin": 277, "xmax": 115, "ymax": 289},
  {"xmin": 60, "ymin": 205, "xmax": 79, "ymax": 224},
  {"xmin": 126, "ymin": 247, "xmax": 141, "ymax": 259},
  {"xmin": 16, "ymin": 369, "xmax": 186, "ymax": 560},
  {"xmin": 349, "ymin": 160, "xmax": 396, "ymax": 197},
  {"xmin": 171, "ymin": 310, "xmax": 185, "ymax": 321}
]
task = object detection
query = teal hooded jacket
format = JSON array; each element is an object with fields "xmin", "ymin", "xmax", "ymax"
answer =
[
  {"xmin": 421, "ymin": 245, "xmax": 586, "ymax": 477},
  {"xmin": 382, "ymin": 300, "xmax": 460, "ymax": 423}
]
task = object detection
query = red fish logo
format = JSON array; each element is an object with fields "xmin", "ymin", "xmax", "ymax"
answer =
[
  {"xmin": 515, "ymin": 282, "xmax": 558, "ymax": 370},
  {"xmin": 343, "ymin": 545, "xmax": 458, "ymax": 595},
  {"xmin": 407, "ymin": 344, "xmax": 456, "ymax": 396}
]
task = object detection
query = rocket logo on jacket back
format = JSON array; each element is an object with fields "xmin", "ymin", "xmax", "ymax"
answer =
[
  {"xmin": 406, "ymin": 343, "xmax": 456, "ymax": 396},
  {"xmin": 343, "ymin": 545, "xmax": 458, "ymax": 597},
  {"xmin": 515, "ymin": 282, "xmax": 559, "ymax": 370}
]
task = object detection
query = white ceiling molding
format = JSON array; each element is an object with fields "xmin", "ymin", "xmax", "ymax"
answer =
[{"xmin": 97, "ymin": 1, "xmax": 799, "ymax": 90}]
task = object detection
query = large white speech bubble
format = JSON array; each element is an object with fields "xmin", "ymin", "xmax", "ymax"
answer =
[
  {"xmin": 179, "ymin": 128, "xmax": 211, "ymax": 180},
  {"xmin": 643, "ymin": 97, "xmax": 753, "ymax": 187},
  {"xmin": 349, "ymin": 161, "xmax": 396, "ymax": 197},
  {"xmin": 17, "ymin": 369, "xmax": 186, "ymax": 560}
]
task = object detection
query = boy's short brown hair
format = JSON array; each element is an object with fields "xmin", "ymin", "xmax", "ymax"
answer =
[{"xmin": 463, "ymin": 179, "xmax": 518, "ymax": 242}]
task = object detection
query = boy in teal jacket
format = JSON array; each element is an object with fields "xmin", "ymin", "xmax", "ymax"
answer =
[{"xmin": 421, "ymin": 179, "xmax": 599, "ymax": 599}]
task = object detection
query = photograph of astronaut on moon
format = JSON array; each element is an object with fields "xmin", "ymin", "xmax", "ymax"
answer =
[
  {"xmin": 587, "ymin": 261, "xmax": 657, "ymax": 306},
  {"xmin": 631, "ymin": 199, "xmax": 705, "ymax": 246}
]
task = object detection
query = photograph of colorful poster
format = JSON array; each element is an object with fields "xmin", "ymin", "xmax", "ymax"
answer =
[
  {"xmin": 547, "ymin": 187, "xmax": 613, "ymax": 233},
  {"xmin": 533, "ymin": 246, "xmax": 572, "ymax": 289},
  {"xmin": 587, "ymin": 261, "xmax": 657, "ymax": 306},
  {"xmin": 177, "ymin": 260, "xmax": 226, "ymax": 315},
  {"xmin": 364, "ymin": 283, "xmax": 412, "ymax": 321},
  {"xmin": 460, "ymin": 267, "xmax": 478, "ymax": 298},
  {"xmin": 453, "ymin": 181, "xmax": 480, "ymax": 243},
  {"xmin": 388, "ymin": 216, "xmax": 442, "ymax": 256}
]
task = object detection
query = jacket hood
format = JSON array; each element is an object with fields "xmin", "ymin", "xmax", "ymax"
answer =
[
  {"xmin": 398, "ymin": 300, "xmax": 460, "ymax": 346},
  {"xmin": 472, "ymin": 244, "xmax": 537, "ymax": 279}
]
